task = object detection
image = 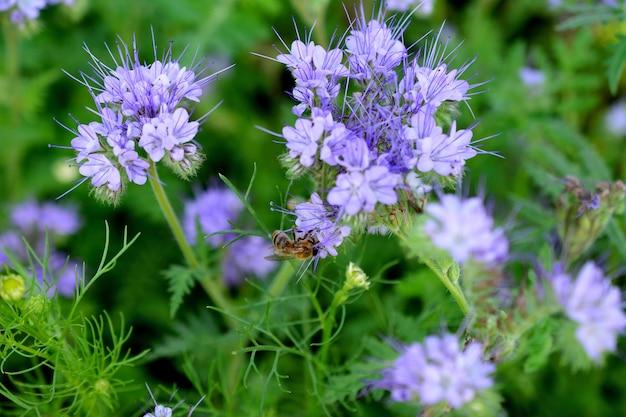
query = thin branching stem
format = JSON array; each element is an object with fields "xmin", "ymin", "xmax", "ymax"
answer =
[{"xmin": 147, "ymin": 162, "xmax": 235, "ymax": 326}]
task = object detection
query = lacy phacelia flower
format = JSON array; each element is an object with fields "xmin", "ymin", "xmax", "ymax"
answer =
[
  {"xmin": 269, "ymin": 8, "xmax": 481, "ymax": 259},
  {"xmin": 424, "ymin": 195, "xmax": 508, "ymax": 265},
  {"xmin": 550, "ymin": 262, "xmax": 626, "ymax": 361},
  {"xmin": 183, "ymin": 185, "xmax": 275, "ymax": 285},
  {"xmin": 62, "ymin": 38, "xmax": 224, "ymax": 204},
  {"xmin": 0, "ymin": 200, "xmax": 82, "ymax": 298},
  {"xmin": 0, "ymin": 0, "xmax": 73, "ymax": 24},
  {"xmin": 377, "ymin": 334, "xmax": 494, "ymax": 408}
]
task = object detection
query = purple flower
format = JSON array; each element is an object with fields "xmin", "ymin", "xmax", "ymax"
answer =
[
  {"xmin": 377, "ymin": 334, "xmax": 494, "ymax": 408},
  {"xmin": 605, "ymin": 100, "xmax": 626, "ymax": 137},
  {"xmin": 71, "ymin": 123, "xmax": 103, "ymax": 161},
  {"xmin": 268, "ymin": 11, "xmax": 482, "ymax": 259},
  {"xmin": 294, "ymin": 193, "xmax": 351, "ymax": 258},
  {"xmin": 519, "ymin": 66, "xmax": 545, "ymax": 88},
  {"xmin": 282, "ymin": 117, "xmax": 325, "ymax": 167},
  {"xmin": 424, "ymin": 195, "xmax": 508, "ymax": 265},
  {"xmin": 78, "ymin": 153, "xmax": 123, "ymax": 192},
  {"xmin": 320, "ymin": 123, "xmax": 370, "ymax": 171},
  {"xmin": 414, "ymin": 64, "xmax": 469, "ymax": 107},
  {"xmin": 39, "ymin": 203, "xmax": 81, "ymax": 236},
  {"xmin": 0, "ymin": 232, "xmax": 23, "ymax": 266},
  {"xmin": 118, "ymin": 150, "xmax": 149, "ymax": 185},
  {"xmin": 144, "ymin": 405, "xmax": 172, "ymax": 417},
  {"xmin": 550, "ymin": 262, "xmax": 626, "ymax": 361},
  {"xmin": 10, "ymin": 200, "xmax": 80, "ymax": 236},
  {"xmin": 139, "ymin": 108, "xmax": 199, "ymax": 162},
  {"xmin": 327, "ymin": 166, "xmax": 401, "ymax": 216},
  {"xmin": 346, "ymin": 19, "xmax": 407, "ymax": 80},
  {"xmin": 182, "ymin": 185, "xmax": 243, "ymax": 246},
  {"xmin": 60, "ymin": 37, "xmax": 221, "ymax": 203},
  {"xmin": 222, "ymin": 236, "xmax": 276, "ymax": 287},
  {"xmin": 2, "ymin": 200, "xmax": 82, "ymax": 298},
  {"xmin": 386, "ymin": 0, "xmax": 434, "ymax": 14},
  {"xmin": 35, "ymin": 253, "xmax": 79, "ymax": 297}
]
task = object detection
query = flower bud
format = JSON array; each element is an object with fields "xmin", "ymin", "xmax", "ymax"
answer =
[
  {"xmin": 345, "ymin": 262, "xmax": 370, "ymax": 291},
  {"xmin": 0, "ymin": 273, "xmax": 25, "ymax": 302},
  {"xmin": 23, "ymin": 294, "xmax": 48, "ymax": 316},
  {"xmin": 94, "ymin": 378, "xmax": 112, "ymax": 397},
  {"xmin": 557, "ymin": 177, "xmax": 626, "ymax": 262}
]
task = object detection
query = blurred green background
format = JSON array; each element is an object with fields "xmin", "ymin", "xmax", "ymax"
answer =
[{"xmin": 1, "ymin": 0, "xmax": 626, "ymax": 415}]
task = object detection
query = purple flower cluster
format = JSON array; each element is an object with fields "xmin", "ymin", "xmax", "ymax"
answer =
[
  {"xmin": 0, "ymin": 0, "xmax": 73, "ymax": 24},
  {"xmin": 183, "ymin": 185, "xmax": 276, "ymax": 286},
  {"xmin": 424, "ymin": 194, "xmax": 508, "ymax": 266},
  {"xmin": 273, "ymin": 10, "xmax": 479, "ymax": 259},
  {"xmin": 550, "ymin": 262, "xmax": 626, "ymax": 361},
  {"xmin": 377, "ymin": 333, "xmax": 494, "ymax": 408},
  {"xmin": 0, "ymin": 200, "xmax": 81, "ymax": 297},
  {"xmin": 64, "ymin": 39, "xmax": 222, "ymax": 204}
]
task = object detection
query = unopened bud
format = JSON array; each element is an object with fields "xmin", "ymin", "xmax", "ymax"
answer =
[
  {"xmin": 345, "ymin": 263, "xmax": 370, "ymax": 291},
  {"xmin": 0, "ymin": 273, "xmax": 25, "ymax": 302},
  {"xmin": 23, "ymin": 294, "xmax": 48, "ymax": 316}
]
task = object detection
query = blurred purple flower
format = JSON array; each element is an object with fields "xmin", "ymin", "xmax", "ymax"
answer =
[
  {"xmin": 182, "ymin": 185, "xmax": 243, "ymax": 246},
  {"xmin": 550, "ymin": 262, "xmax": 626, "ymax": 361},
  {"xmin": 519, "ymin": 66, "xmax": 545, "ymax": 88},
  {"xmin": 222, "ymin": 236, "xmax": 276, "ymax": 287},
  {"xmin": 0, "ymin": 232, "xmax": 23, "ymax": 267},
  {"xmin": 605, "ymin": 101, "xmax": 626, "ymax": 137},
  {"xmin": 10, "ymin": 200, "xmax": 80, "ymax": 236},
  {"xmin": 144, "ymin": 405, "xmax": 172, "ymax": 417},
  {"xmin": 424, "ymin": 195, "xmax": 508, "ymax": 265},
  {"xmin": 387, "ymin": 0, "xmax": 435, "ymax": 14},
  {"xmin": 2, "ymin": 200, "xmax": 82, "ymax": 298},
  {"xmin": 376, "ymin": 333, "xmax": 494, "ymax": 408}
]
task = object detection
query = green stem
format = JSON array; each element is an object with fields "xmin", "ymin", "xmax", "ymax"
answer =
[
  {"xmin": 423, "ymin": 257, "xmax": 470, "ymax": 315},
  {"xmin": 268, "ymin": 262, "xmax": 295, "ymax": 298},
  {"xmin": 147, "ymin": 162, "xmax": 234, "ymax": 324},
  {"xmin": 396, "ymin": 233, "xmax": 470, "ymax": 315}
]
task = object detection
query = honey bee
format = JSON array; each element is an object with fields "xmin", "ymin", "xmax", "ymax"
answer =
[{"xmin": 267, "ymin": 230, "xmax": 319, "ymax": 261}]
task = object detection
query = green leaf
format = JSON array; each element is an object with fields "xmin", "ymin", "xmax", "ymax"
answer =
[
  {"xmin": 607, "ymin": 36, "xmax": 626, "ymax": 95},
  {"xmin": 164, "ymin": 265, "xmax": 197, "ymax": 318},
  {"xmin": 523, "ymin": 323, "xmax": 554, "ymax": 373}
]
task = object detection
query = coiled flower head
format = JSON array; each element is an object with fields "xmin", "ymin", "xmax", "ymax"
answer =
[
  {"xmin": 61, "ymin": 36, "xmax": 228, "ymax": 204},
  {"xmin": 267, "ymin": 6, "xmax": 483, "ymax": 260},
  {"xmin": 376, "ymin": 333, "xmax": 494, "ymax": 408},
  {"xmin": 550, "ymin": 262, "xmax": 626, "ymax": 361}
]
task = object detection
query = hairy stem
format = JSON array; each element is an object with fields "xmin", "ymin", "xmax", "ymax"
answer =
[{"xmin": 148, "ymin": 162, "xmax": 234, "ymax": 324}]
